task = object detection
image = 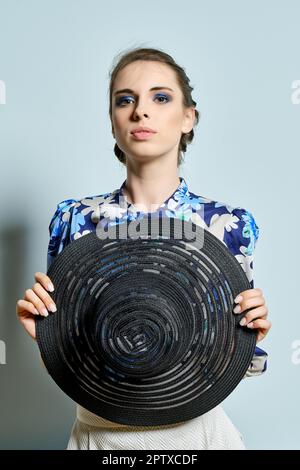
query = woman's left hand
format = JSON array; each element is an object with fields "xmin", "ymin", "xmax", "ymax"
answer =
[{"xmin": 233, "ymin": 288, "xmax": 271, "ymax": 343}]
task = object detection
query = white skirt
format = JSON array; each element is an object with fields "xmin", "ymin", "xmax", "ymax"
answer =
[{"xmin": 66, "ymin": 405, "xmax": 246, "ymax": 450}]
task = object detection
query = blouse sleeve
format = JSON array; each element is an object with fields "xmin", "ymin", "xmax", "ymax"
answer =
[
  {"xmin": 47, "ymin": 198, "xmax": 78, "ymax": 271},
  {"xmin": 226, "ymin": 207, "xmax": 268, "ymax": 378}
]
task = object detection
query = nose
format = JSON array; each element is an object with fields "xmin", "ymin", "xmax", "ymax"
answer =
[
  {"xmin": 136, "ymin": 112, "xmax": 149, "ymax": 119},
  {"xmin": 133, "ymin": 101, "xmax": 149, "ymax": 120}
]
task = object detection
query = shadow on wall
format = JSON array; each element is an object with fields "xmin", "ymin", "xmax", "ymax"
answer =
[{"xmin": 0, "ymin": 224, "xmax": 75, "ymax": 449}]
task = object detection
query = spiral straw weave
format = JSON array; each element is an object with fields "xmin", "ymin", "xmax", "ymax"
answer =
[{"xmin": 36, "ymin": 216, "xmax": 256, "ymax": 426}]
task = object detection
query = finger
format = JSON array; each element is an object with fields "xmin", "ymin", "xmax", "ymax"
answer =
[
  {"xmin": 256, "ymin": 329, "xmax": 270, "ymax": 343},
  {"xmin": 244, "ymin": 318, "xmax": 272, "ymax": 331},
  {"xmin": 35, "ymin": 272, "xmax": 55, "ymax": 292},
  {"xmin": 238, "ymin": 306, "xmax": 268, "ymax": 326},
  {"xmin": 32, "ymin": 283, "xmax": 57, "ymax": 313},
  {"xmin": 17, "ymin": 313, "xmax": 37, "ymax": 341},
  {"xmin": 16, "ymin": 299, "xmax": 39, "ymax": 316},
  {"xmin": 233, "ymin": 296, "xmax": 266, "ymax": 314},
  {"xmin": 24, "ymin": 288, "xmax": 50, "ymax": 317},
  {"xmin": 234, "ymin": 288, "xmax": 263, "ymax": 303}
]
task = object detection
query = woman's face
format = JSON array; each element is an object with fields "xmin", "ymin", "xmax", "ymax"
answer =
[{"xmin": 111, "ymin": 60, "xmax": 195, "ymax": 164}]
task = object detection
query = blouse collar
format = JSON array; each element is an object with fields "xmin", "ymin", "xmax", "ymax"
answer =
[{"xmin": 118, "ymin": 176, "xmax": 189, "ymax": 214}]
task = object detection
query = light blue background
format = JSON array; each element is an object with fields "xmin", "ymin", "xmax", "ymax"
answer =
[{"xmin": 0, "ymin": 0, "xmax": 299, "ymax": 450}]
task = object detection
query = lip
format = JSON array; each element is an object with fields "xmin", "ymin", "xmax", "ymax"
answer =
[
  {"xmin": 131, "ymin": 131, "xmax": 156, "ymax": 141},
  {"xmin": 131, "ymin": 126, "xmax": 157, "ymax": 134}
]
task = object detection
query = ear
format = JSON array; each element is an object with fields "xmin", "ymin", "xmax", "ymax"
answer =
[{"xmin": 181, "ymin": 107, "xmax": 196, "ymax": 134}]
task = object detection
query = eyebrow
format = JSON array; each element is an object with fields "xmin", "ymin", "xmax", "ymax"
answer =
[{"xmin": 114, "ymin": 86, "xmax": 174, "ymax": 96}]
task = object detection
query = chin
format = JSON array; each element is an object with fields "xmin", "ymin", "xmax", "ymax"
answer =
[{"xmin": 125, "ymin": 148, "xmax": 160, "ymax": 159}]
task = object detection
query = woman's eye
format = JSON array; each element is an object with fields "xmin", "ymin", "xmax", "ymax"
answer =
[
  {"xmin": 155, "ymin": 94, "xmax": 169, "ymax": 103},
  {"xmin": 116, "ymin": 97, "xmax": 134, "ymax": 106},
  {"xmin": 115, "ymin": 94, "xmax": 170, "ymax": 107}
]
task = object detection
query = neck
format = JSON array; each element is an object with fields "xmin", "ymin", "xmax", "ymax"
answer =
[{"xmin": 123, "ymin": 169, "xmax": 180, "ymax": 214}]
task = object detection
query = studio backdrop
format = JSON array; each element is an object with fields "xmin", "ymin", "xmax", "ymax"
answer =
[{"xmin": 0, "ymin": 0, "xmax": 299, "ymax": 450}]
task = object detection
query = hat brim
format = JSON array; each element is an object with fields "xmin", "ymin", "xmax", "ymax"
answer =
[{"xmin": 36, "ymin": 217, "xmax": 256, "ymax": 426}]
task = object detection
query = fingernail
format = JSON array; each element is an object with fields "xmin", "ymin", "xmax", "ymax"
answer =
[
  {"xmin": 233, "ymin": 305, "xmax": 241, "ymax": 313},
  {"xmin": 49, "ymin": 303, "xmax": 57, "ymax": 313},
  {"xmin": 48, "ymin": 283, "xmax": 54, "ymax": 292},
  {"xmin": 239, "ymin": 317, "xmax": 247, "ymax": 326},
  {"xmin": 235, "ymin": 295, "xmax": 243, "ymax": 303},
  {"xmin": 42, "ymin": 307, "xmax": 48, "ymax": 317},
  {"xmin": 247, "ymin": 322, "xmax": 254, "ymax": 328}
]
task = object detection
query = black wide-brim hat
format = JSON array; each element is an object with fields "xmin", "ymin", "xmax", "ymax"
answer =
[{"xmin": 36, "ymin": 216, "xmax": 256, "ymax": 426}]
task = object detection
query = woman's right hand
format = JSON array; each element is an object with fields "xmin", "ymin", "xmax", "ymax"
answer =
[{"xmin": 16, "ymin": 272, "xmax": 57, "ymax": 341}]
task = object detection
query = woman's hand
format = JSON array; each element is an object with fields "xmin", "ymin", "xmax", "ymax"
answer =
[
  {"xmin": 233, "ymin": 287, "xmax": 271, "ymax": 343},
  {"xmin": 16, "ymin": 272, "xmax": 57, "ymax": 341}
]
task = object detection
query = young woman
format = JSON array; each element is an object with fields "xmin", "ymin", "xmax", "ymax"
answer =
[{"xmin": 16, "ymin": 47, "xmax": 271, "ymax": 450}]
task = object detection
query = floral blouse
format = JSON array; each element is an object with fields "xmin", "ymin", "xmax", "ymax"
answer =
[{"xmin": 47, "ymin": 176, "xmax": 268, "ymax": 378}]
